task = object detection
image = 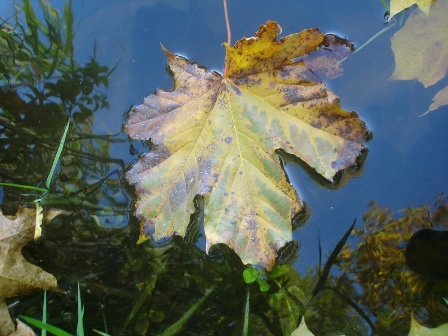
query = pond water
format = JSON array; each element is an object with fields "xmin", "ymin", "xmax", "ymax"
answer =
[{"xmin": 1, "ymin": 0, "xmax": 448, "ymax": 335}]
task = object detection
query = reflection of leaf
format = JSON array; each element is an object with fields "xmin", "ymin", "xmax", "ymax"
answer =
[
  {"xmin": 421, "ymin": 85, "xmax": 448, "ymax": 116},
  {"xmin": 125, "ymin": 21, "xmax": 369, "ymax": 270},
  {"xmin": 407, "ymin": 313, "xmax": 448, "ymax": 335},
  {"xmin": 389, "ymin": 0, "xmax": 436, "ymax": 21},
  {"xmin": 390, "ymin": 0, "xmax": 448, "ymax": 88},
  {"xmin": 269, "ymin": 286, "xmax": 306, "ymax": 335},
  {"xmin": 337, "ymin": 198, "xmax": 448, "ymax": 334},
  {"xmin": 0, "ymin": 207, "xmax": 58, "ymax": 335}
]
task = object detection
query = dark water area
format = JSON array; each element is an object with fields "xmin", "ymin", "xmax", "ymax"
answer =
[{"xmin": 1, "ymin": 0, "xmax": 448, "ymax": 335}]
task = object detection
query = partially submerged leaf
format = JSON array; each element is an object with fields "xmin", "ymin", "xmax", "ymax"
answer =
[
  {"xmin": 9, "ymin": 319, "xmax": 34, "ymax": 336},
  {"xmin": 125, "ymin": 21, "xmax": 369, "ymax": 269},
  {"xmin": 389, "ymin": 0, "xmax": 436, "ymax": 21},
  {"xmin": 420, "ymin": 85, "xmax": 448, "ymax": 116},
  {"xmin": 390, "ymin": 0, "xmax": 448, "ymax": 88},
  {"xmin": 290, "ymin": 317, "xmax": 316, "ymax": 336},
  {"xmin": 336, "ymin": 200, "xmax": 448, "ymax": 333},
  {"xmin": 0, "ymin": 207, "xmax": 58, "ymax": 335}
]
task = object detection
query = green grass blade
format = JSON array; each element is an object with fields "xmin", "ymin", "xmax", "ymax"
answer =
[
  {"xmin": 0, "ymin": 182, "xmax": 48, "ymax": 192},
  {"xmin": 77, "ymin": 283, "xmax": 84, "ymax": 336},
  {"xmin": 312, "ymin": 219, "xmax": 356, "ymax": 298},
  {"xmin": 19, "ymin": 316, "xmax": 73, "ymax": 336},
  {"xmin": 92, "ymin": 330, "xmax": 111, "ymax": 336},
  {"xmin": 42, "ymin": 291, "xmax": 47, "ymax": 336},
  {"xmin": 46, "ymin": 118, "xmax": 70, "ymax": 190}
]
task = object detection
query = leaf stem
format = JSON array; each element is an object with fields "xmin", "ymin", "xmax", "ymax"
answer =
[{"xmin": 223, "ymin": 0, "xmax": 231, "ymax": 45}]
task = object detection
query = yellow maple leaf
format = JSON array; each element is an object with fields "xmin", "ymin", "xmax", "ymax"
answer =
[{"xmin": 124, "ymin": 21, "xmax": 369, "ymax": 270}]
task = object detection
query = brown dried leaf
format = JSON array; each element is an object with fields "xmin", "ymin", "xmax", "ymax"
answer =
[{"xmin": 0, "ymin": 207, "xmax": 58, "ymax": 335}]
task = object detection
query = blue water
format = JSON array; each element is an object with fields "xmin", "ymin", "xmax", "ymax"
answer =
[{"xmin": 66, "ymin": 0, "xmax": 448, "ymax": 271}]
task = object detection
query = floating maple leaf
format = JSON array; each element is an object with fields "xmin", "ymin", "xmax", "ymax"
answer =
[{"xmin": 125, "ymin": 21, "xmax": 369, "ymax": 270}]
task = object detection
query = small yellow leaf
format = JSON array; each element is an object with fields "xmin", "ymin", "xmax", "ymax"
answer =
[
  {"xmin": 389, "ymin": 0, "xmax": 436, "ymax": 21},
  {"xmin": 390, "ymin": 0, "xmax": 448, "ymax": 88},
  {"xmin": 420, "ymin": 85, "xmax": 448, "ymax": 116}
]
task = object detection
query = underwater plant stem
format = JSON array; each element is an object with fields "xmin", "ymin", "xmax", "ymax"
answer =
[
  {"xmin": 353, "ymin": 22, "xmax": 396, "ymax": 56},
  {"xmin": 312, "ymin": 219, "xmax": 356, "ymax": 298},
  {"xmin": 223, "ymin": 0, "xmax": 231, "ymax": 45},
  {"xmin": 121, "ymin": 265, "xmax": 165, "ymax": 334},
  {"xmin": 333, "ymin": 22, "xmax": 396, "ymax": 67},
  {"xmin": 0, "ymin": 182, "xmax": 48, "ymax": 193},
  {"xmin": 160, "ymin": 286, "xmax": 216, "ymax": 336},
  {"xmin": 42, "ymin": 291, "xmax": 47, "ymax": 336},
  {"xmin": 243, "ymin": 287, "xmax": 249, "ymax": 336}
]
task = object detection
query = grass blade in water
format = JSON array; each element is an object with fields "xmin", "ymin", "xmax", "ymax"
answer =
[
  {"xmin": 19, "ymin": 316, "xmax": 73, "ymax": 336},
  {"xmin": 46, "ymin": 118, "xmax": 70, "ymax": 190},
  {"xmin": 159, "ymin": 286, "xmax": 216, "ymax": 336},
  {"xmin": 77, "ymin": 283, "xmax": 84, "ymax": 336}
]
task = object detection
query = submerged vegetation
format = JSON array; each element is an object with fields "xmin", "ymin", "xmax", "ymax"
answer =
[
  {"xmin": 1, "ymin": 0, "xmax": 448, "ymax": 335},
  {"xmin": 0, "ymin": 0, "xmax": 122, "ymax": 211}
]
